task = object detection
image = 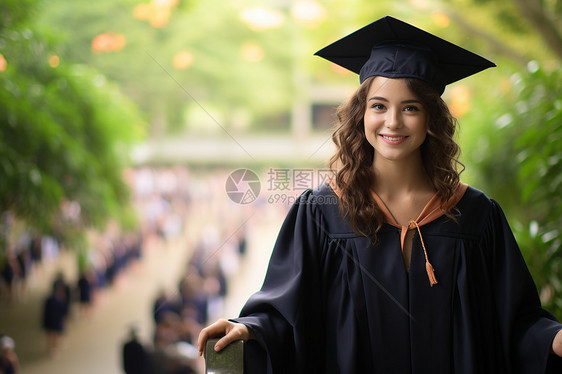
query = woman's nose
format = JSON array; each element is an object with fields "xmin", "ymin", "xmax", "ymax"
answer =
[{"xmin": 385, "ymin": 109, "xmax": 402, "ymax": 129}]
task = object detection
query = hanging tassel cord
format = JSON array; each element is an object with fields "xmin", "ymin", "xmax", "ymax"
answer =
[{"xmin": 409, "ymin": 220, "xmax": 438, "ymax": 287}]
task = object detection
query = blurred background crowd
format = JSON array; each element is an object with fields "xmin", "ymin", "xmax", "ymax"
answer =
[{"xmin": 1, "ymin": 166, "xmax": 287, "ymax": 374}]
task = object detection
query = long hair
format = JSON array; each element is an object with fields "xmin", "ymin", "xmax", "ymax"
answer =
[{"xmin": 329, "ymin": 76, "xmax": 463, "ymax": 237}]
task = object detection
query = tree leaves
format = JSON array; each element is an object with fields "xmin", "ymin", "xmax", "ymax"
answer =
[
  {"xmin": 470, "ymin": 62, "xmax": 562, "ymax": 318},
  {"xmin": 0, "ymin": 0, "xmax": 145, "ymax": 247}
]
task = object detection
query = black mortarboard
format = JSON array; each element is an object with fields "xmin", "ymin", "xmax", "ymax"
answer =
[{"xmin": 314, "ymin": 16, "xmax": 495, "ymax": 94}]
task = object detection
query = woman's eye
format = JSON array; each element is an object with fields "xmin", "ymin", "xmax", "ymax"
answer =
[
  {"xmin": 404, "ymin": 105, "xmax": 420, "ymax": 112},
  {"xmin": 371, "ymin": 103, "xmax": 385, "ymax": 110}
]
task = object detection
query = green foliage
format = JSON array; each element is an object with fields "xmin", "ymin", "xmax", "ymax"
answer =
[
  {"xmin": 0, "ymin": 0, "xmax": 38, "ymax": 32},
  {"xmin": 0, "ymin": 0, "xmax": 145, "ymax": 249},
  {"xmin": 438, "ymin": 0, "xmax": 557, "ymax": 63},
  {"xmin": 35, "ymin": 0, "xmax": 295, "ymax": 133},
  {"xmin": 469, "ymin": 63, "xmax": 562, "ymax": 318}
]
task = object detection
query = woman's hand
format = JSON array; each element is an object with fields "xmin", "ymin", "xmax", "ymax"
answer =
[
  {"xmin": 197, "ymin": 319, "xmax": 254, "ymax": 357},
  {"xmin": 553, "ymin": 329, "xmax": 562, "ymax": 357}
]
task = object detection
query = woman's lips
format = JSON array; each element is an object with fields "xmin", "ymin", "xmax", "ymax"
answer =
[{"xmin": 379, "ymin": 134, "xmax": 408, "ymax": 144}]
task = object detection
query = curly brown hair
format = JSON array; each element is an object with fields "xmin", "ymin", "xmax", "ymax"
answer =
[{"xmin": 329, "ymin": 76, "xmax": 463, "ymax": 237}]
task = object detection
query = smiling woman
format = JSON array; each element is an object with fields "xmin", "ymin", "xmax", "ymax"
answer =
[{"xmin": 198, "ymin": 16, "xmax": 562, "ymax": 373}]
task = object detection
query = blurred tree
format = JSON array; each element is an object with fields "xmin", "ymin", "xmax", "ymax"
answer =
[
  {"xmin": 0, "ymin": 0, "xmax": 145, "ymax": 252},
  {"xmin": 468, "ymin": 64, "xmax": 562, "ymax": 318},
  {"xmin": 405, "ymin": 0, "xmax": 558, "ymax": 66},
  {"xmin": 36, "ymin": 0, "xmax": 295, "ymax": 134},
  {"xmin": 32, "ymin": 0, "xmax": 561, "ymax": 133},
  {"xmin": 437, "ymin": 0, "xmax": 562, "ymax": 318},
  {"xmin": 511, "ymin": 0, "xmax": 562, "ymax": 59}
]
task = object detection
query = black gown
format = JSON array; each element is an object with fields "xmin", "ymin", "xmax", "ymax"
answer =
[{"xmin": 233, "ymin": 183, "xmax": 562, "ymax": 373}]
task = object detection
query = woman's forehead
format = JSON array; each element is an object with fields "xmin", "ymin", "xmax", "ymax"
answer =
[{"xmin": 367, "ymin": 77, "xmax": 418, "ymax": 100}]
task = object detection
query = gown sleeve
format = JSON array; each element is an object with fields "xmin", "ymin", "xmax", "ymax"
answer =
[
  {"xmin": 231, "ymin": 189, "xmax": 326, "ymax": 374},
  {"xmin": 485, "ymin": 200, "xmax": 562, "ymax": 373}
]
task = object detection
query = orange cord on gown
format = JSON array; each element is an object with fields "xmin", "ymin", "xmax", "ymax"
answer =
[{"xmin": 330, "ymin": 180, "xmax": 468, "ymax": 287}]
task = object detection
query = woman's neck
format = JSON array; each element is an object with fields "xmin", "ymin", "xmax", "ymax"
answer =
[{"xmin": 372, "ymin": 156, "xmax": 434, "ymax": 199}]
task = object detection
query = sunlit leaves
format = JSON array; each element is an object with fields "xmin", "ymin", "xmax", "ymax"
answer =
[
  {"xmin": 91, "ymin": 32, "xmax": 126, "ymax": 54},
  {"xmin": 172, "ymin": 50, "xmax": 194, "ymax": 69},
  {"xmin": 133, "ymin": 0, "xmax": 179, "ymax": 28},
  {"xmin": 448, "ymin": 85, "xmax": 471, "ymax": 118},
  {"xmin": 240, "ymin": 6, "xmax": 285, "ymax": 30}
]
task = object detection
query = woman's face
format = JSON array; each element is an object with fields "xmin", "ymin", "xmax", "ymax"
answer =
[{"xmin": 363, "ymin": 76, "xmax": 428, "ymax": 165}]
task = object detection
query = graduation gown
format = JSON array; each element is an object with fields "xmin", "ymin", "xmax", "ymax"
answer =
[{"xmin": 233, "ymin": 183, "xmax": 562, "ymax": 373}]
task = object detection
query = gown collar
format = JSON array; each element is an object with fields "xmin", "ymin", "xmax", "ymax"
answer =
[
  {"xmin": 371, "ymin": 182, "xmax": 468, "ymax": 230},
  {"xmin": 371, "ymin": 182, "xmax": 468, "ymax": 287}
]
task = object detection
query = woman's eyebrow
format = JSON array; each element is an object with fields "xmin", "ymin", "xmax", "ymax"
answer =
[
  {"xmin": 368, "ymin": 96, "xmax": 422, "ymax": 104},
  {"xmin": 368, "ymin": 96, "xmax": 388, "ymax": 102}
]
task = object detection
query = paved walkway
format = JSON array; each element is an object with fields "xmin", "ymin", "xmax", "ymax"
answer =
[
  {"xmin": 0, "ymin": 204, "xmax": 283, "ymax": 374},
  {"xmin": 0, "ymin": 233, "xmax": 195, "ymax": 374}
]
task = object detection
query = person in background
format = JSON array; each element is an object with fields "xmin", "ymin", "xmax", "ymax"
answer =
[
  {"xmin": 42, "ymin": 281, "xmax": 67, "ymax": 355},
  {"xmin": 0, "ymin": 335, "xmax": 19, "ymax": 374},
  {"xmin": 77, "ymin": 268, "xmax": 96, "ymax": 317},
  {"xmin": 14, "ymin": 248, "xmax": 31, "ymax": 302},
  {"xmin": 198, "ymin": 16, "xmax": 562, "ymax": 373},
  {"xmin": 52, "ymin": 271, "xmax": 71, "ymax": 319},
  {"xmin": 122, "ymin": 325, "xmax": 151, "ymax": 374},
  {"xmin": 0, "ymin": 252, "xmax": 19, "ymax": 305}
]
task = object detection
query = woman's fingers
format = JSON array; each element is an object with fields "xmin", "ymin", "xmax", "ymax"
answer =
[
  {"xmin": 197, "ymin": 319, "xmax": 251, "ymax": 357},
  {"xmin": 214, "ymin": 323, "xmax": 249, "ymax": 351},
  {"xmin": 197, "ymin": 319, "xmax": 229, "ymax": 356}
]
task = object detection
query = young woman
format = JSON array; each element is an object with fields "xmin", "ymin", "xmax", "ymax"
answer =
[{"xmin": 198, "ymin": 16, "xmax": 562, "ymax": 373}]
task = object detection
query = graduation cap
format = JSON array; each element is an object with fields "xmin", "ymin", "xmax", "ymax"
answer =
[{"xmin": 314, "ymin": 16, "xmax": 495, "ymax": 95}]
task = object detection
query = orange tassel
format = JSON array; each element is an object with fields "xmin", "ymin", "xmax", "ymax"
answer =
[
  {"xmin": 410, "ymin": 220, "xmax": 438, "ymax": 287},
  {"xmin": 426, "ymin": 261, "xmax": 438, "ymax": 287}
]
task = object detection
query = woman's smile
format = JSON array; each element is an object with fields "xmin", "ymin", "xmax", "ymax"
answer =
[{"xmin": 379, "ymin": 134, "xmax": 409, "ymax": 144}]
